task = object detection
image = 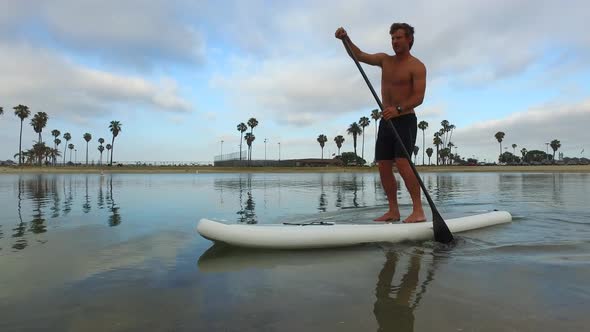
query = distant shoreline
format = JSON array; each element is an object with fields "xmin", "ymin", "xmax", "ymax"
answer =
[{"xmin": 1, "ymin": 165, "xmax": 590, "ymax": 174}]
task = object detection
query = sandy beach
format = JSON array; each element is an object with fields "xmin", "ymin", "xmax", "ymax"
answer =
[{"xmin": 1, "ymin": 164, "xmax": 589, "ymax": 174}]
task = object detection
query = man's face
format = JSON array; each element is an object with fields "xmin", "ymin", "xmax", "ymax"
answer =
[{"xmin": 391, "ymin": 29, "xmax": 410, "ymax": 54}]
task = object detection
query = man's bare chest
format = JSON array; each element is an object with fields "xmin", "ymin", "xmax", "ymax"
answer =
[{"xmin": 381, "ymin": 60, "xmax": 413, "ymax": 86}]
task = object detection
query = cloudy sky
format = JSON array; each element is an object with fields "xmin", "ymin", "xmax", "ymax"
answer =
[{"xmin": 1, "ymin": 0, "xmax": 589, "ymax": 164}]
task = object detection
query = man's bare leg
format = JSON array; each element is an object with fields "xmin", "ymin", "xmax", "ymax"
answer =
[
  {"xmin": 395, "ymin": 158, "xmax": 427, "ymax": 223},
  {"xmin": 374, "ymin": 160, "xmax": 401, "ymax": 222}
]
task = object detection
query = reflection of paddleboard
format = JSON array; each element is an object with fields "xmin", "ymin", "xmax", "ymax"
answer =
[
  {"xmin": 197, "ymin": 244, "xmax": 378, "ymax": 273},
  {"xmin": 197, "ymin": 211, "xmax": 512, "ymax": 249}
]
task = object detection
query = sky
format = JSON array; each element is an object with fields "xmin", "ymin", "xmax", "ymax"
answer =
[{"xmin": 1, "ymin": 0, "xmax": 589, "ymax": 164}]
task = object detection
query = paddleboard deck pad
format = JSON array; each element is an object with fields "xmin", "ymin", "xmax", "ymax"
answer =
[{"xmin": 197, "ymin": 211, "xmax": 511, "ymax": 249}]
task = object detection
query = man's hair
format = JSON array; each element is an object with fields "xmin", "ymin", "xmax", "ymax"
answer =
[{"xmin": 389, "ymin": 23, "xmax": 415, "ymax": 49}]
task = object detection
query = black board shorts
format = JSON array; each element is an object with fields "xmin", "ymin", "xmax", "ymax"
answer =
[{"xmin": 375, "ymin": 113, "xmax": 417, "ymax": 161}]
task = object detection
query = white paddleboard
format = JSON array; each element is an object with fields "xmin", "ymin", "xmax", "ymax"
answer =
[{"xmin": 197, "ymin": 211, "xmax": 512, "ymax": 249}]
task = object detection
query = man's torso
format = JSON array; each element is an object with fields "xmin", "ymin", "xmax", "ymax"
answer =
[{"xmin": 380, "ymin": 55, "xmax": 420, "ymax": 112}]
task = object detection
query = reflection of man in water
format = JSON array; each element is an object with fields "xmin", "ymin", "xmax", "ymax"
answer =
[{"xmin": 373, "ymin": 251, "xmax": 424, "ymax": 332}]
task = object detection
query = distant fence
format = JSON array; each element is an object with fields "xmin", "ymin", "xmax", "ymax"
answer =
[{"xmin": 214, "ymin": 150, "xmax": 248, "ymax": 162}]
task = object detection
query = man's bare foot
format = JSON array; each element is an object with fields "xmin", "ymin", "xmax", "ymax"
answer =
[
  {"xmin": 402, "ymin": 212, "xmax": 427, "ymax": 223},
  {"xmin": 374, "ymin": 212, "xmax": 401, "ymax": 222}
]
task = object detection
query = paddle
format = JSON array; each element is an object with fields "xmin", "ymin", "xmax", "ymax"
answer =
[{"xmin": 341, "ymin": 36, "xmax": 454, "ymax": 244}]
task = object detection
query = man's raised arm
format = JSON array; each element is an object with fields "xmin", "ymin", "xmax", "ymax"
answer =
[{"xmin": 335, "ymin": 27, "xmax": 386, "ymax": 67}]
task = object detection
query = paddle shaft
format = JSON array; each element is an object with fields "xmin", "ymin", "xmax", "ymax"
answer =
[{"xmin": 341, "ymin": 37, "xmax": 453, "ymax": 243}]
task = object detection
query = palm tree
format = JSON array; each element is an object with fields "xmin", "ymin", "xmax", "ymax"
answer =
[
  {"xmin": 418, "ymin": 120, "xmax": 428, "ymax": 165},
  {"xmin": 83, "ymin": 133, "xmax": 92, "ymax": 165},
  {"xmin": 51, "ymin": 130, "xmax": 60, "ymax": 165},
  {"xmin": 334, "ymin": 135, "xmax": 345, "ymax": 156},
  {"xmin": 440, "ymin": 120, "xmax": 450, "ymax": 146},
  {"xmin": 317, "ymin": 134, "xmax": 328, "ymax": 159},
  {"xmin": 520, "ymin": 148, "xmax": 527, "ymax": 162},
  {"xmin": 109, "ymin": 121, "xmax": 122, "ymax": 165},
  {"xmin": 247, "ymin": 118, "xmax": 258, "ymax": 160},
  {"xmin": 97, "ymin": 138, "xmax": 104, "ymax": 164},
  {"xmin": 358, "ymin": 116, "xmax": 370, "ymax": 160},
  {"xmin": 426, "ymin": 147, "xmax": 433, "ymax": 165},
  {"xmin": 550, "ymin": 139, "xmax": 561, "ymax": 161},
  {"xmin": 245, "ymin": 133, "xmax": 255, "ymax": 163},
  {"xmin": 347, "ymin": 122, "xmax": 362, "ymax": 157},
  {"xmin": 106, "ymin": 144, "xmax": 112, "ymax": 163},
  {"xmin": 512, "ymin": 144, "xmax": 517, "ymax": 155},
  {"xmin": 68, "ymin": 144, "xmax": 74, "ymax": 163},
  {"xmin": 247, "ymin": 118, "xmax": 259, "ymax": 134},
  {"xmin": 447, "ymin": 124, "xmax": 456, "ymax": 147},
  {"xmin": 30, "ymin": 112, "xmax": 48, "ymax": 144},
  {"xmin": 54, "ymin": 138, "xmax": 62, "ymax": 166},
  {"xmin": 494, "ymin": 131, "xmax": 505, "ymax": 161},
  {"xmin": 62, "ymin": 133, "xmax": 71, "ymax": 165},
  {"xmin": 237, "ymin": 123, "xmax": 248, "ymax": 161},
  {"xmin": 0, "ymin": 106, "xmax": 3, "ymax": 116},
  {"xmin": 433, "ymin": 133, "xmax": 442, "ymax": 166},
  {"xmin": 13, "ymin": 104, "xmax": 31, "ymax": 165},
  {"xmin": 98, "ymin": 145, "xmax": 105, "ymax": 165},
  {"xmin": 447, "ymin": 142, "xmax": 455, "ymax": 165},
  {"xmin": 413, "ymin": 146, "xmax": 419, "ymax": 163},
  {"xmin": 371, "ymin": 109, "xmax": 381, "ymax": 163}
]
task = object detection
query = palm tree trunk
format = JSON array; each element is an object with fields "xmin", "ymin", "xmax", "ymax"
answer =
[
  {"xmin": 18, "ymin": 120, "xmax": 23, "ymax": 165},
  {"xmin": 110, "ymin": 137, "xmax": 115, "ymax": 165},
  {"xmin": 422, "ymin": 130, "xmax": 425, "ymax": 166},
  {"xmin": 86, "ymin": 142, "xmax": 89, "ymax": 165},
  {"xmin": 239, "ymin": 135, "xmax": 243, "ymax": 161},
  {"xmin": 63, "ymin": 145, "xmax": 67, "ymax": 165},
  {"xmin": 361, "ymin": 131, "xmax": 365, "ymax": 160}
]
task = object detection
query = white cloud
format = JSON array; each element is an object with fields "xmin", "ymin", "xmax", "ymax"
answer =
[
  {"xmin": 0, "ymin": 42, "xmax": 192, "ymax": 120},
  {"xmin": 212, "ymin": 56, "xmax": 383, "ymax": 126},
  {"xmin": 453, "ymin": 99, "xmax": 590, "ymax": 161},
  {"xmin": 0, "ymin": 0, "xmax": 206, "ymax": 69}
]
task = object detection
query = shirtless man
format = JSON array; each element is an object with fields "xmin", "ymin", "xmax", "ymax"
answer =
[{"xmin": 335, "ymin": 23, "xmax": 427, "ymax": 223}]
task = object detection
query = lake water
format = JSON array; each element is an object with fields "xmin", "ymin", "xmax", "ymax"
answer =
[{"xmin": 0, "ymin": 172, "xmax": 589, "ymax": 331}]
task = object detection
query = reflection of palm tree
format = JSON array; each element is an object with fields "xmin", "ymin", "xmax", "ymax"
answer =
[
  {"xmin": 83, "ymin": 175, "xmax": 91, "ymax": 213},
  {"xmin": 98, "ymin": 175, "xmax": 105, "ymax": 209},
  {"xmin": 50, "ymin": 176, "xmax": 60, "ymax": 218},
  {"xmin": 373, "ymin": 250, "xmax": 437, "ymax": 332},
  {"xmin": 28, "ymin": 175, "xmax": 48, "ymax": 234},
  {"xmin": 236, "ymin": 175, "xmax": 257, "ymax": 224},
  {"xmin": 107, "ymin": 176, "xmax": 122, "ymax": 226},
  {"xmin": 318, "ymin": 173, "xmax": 327, "ymax": 212},
  {"xmin": 63, "ymin": 176, "xmax": 73, "ymax": 215},
  {"xmin": 13, "ymin": 177, "xmax": 28, "ymax": 250}
]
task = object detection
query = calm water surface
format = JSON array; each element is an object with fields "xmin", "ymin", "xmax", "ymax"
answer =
[{"xmin": 0, "ymin": 172, "xmax": 589, "ymax": 331}]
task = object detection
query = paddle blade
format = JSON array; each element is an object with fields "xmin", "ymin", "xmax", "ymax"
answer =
[{"xmin": 432, "ymin": 210, "xmax": 454, "ymax": 243}]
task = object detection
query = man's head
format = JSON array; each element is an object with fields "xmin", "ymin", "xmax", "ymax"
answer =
[{"xmin": 389, "ymin": 23, "xmax": 414, "ymax": 53}]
